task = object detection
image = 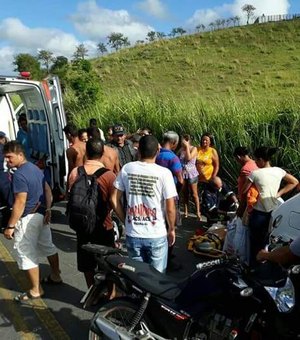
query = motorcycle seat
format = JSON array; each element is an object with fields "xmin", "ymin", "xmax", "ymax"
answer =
[{"xmin": 107, "ymin": 255, "xmax": 184, "ymax": 300}]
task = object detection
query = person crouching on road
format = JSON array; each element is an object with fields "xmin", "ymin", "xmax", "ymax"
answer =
[{"xmin": 3, "ymin": 141, "xmax": 62, "ymax": 302}]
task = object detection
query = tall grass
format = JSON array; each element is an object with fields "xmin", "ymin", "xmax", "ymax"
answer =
[{"xmin": 67, "ymin": 93, "xmax": 300, "ymax": 188}]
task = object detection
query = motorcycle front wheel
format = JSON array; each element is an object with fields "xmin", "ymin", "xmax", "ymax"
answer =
[{"xmin": 89, "ymin": 298, "xmax": 153, "ymax": 340}]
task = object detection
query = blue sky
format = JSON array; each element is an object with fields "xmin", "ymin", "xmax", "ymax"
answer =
[{"xmin": 0, "ymin": 0, "xmax": 299, "ymax": 74}]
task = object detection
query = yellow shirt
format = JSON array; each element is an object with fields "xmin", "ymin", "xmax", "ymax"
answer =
[{"xmin": 196, "ymin": 147, "xmax": 214, "ymax": 182}]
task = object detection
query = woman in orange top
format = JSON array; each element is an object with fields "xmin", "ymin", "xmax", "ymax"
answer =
[{"xmin": 196, "ymin": 133, "xmax": 219, "ymax": 184}]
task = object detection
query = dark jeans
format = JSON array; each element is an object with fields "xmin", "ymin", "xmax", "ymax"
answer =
[{"xmin": 248, "ymin": 209, "xmax": 271, "ymax": 266}]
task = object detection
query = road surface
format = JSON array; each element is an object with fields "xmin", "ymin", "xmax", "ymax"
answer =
[{"xmin": 0, "ymin": 201, "xmax": 206, "ymax": 339}]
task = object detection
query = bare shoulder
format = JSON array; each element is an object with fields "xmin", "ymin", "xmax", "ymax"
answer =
[
  {"xmin": 67, "ymin": 146, "xmax": 77, "ymax": 156},
  {"xmin": 105, "ymin": 145, "xmax": 118, "ymax": 157},
  {"xmin": 212, "ymin": 147, "xmax": 219, "ymax": 156}
]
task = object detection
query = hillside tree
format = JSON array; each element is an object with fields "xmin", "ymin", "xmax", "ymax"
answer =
[
  {"xmin": 50, "ymin": 56, "xmax": 69, "ymax": 86},
  {"xmin": 242, "ymin": 4, "xmax": 256, "ymax": 24},
  {"xmin": 226, "ymin": 18, "xmax": 232, "ymax": 27},
  {"xmin": 122, "ymin": 36, "xmax": 130, "ymax": 48},
  {"xmin": 66, "ymin": 59, "xmax": 101, "ymax": 108},
  {"xmin": 146, "ymin": 31, "xmax": 156, "ymax": 42},
  {"xmin": 38, "ymin": 50, "xmax": 54, "ymax": 74},
  {"xmin": 232, "ymin": 16, "xmax": 241, "ymax": 26},
  {"xmin": 107, "ymin": 32, "xmax": 130, "ymax": 51},
  {"xmin": 196, "ymin": 24, "xmax": 205, "ymax": 32},
  {"xmin": 177, "ymin": 27, "xmax": 186, "ymax": 36},
  {"xmin": 215, "ymin": 19, "xmax": 222, "ymax": 30},
  {"xmin": 156, "ymin": 32, "xmax": 166, "ymax": 40},
  {"xmin": 51, "ymin": 56, "xmax": 68, "ymax": 70},
  {"xmin": 97, "ymin": 42, "xmax": 108, "ymax": 55},
  {"xmin": 73, "ymin": 43, "xmax": 88, "ymax": 60},
  {"xmin": 170, "ymin": 27, "xmax": 186, "ymax": 37},
  {"xmin": 209, "ymin": 22, "xmax": 215, "ymax": 31},
  {"xmin": 13, "ymin": 53, "xmax": 42, "ymax": 79}
]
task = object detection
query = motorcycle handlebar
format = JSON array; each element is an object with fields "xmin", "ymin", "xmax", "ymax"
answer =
[
  {"xmin": 196, "ymin": 255, "xmax": 238, "ymax": 271},
  {"xmin": 81, "ymin": 243, "xmax": 126, "ymax": 256}
]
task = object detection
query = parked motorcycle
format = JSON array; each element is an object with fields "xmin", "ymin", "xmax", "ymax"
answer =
[{"xmin": 83, "ymin": 243, "xmax": 300, "ymax": 340}]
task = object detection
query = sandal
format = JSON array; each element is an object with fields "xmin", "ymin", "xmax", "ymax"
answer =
[
  {"xmin": 41, "ymin": 275, "xmax": 63, "ymax": 285},
  {"xmin": 14, "ymin": 291, "xmax": 43, "ymax": 302}
]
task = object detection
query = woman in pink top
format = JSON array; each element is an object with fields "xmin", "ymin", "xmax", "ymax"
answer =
[{"xmin": 178, "ymin": 134, "xmax": 201, "ymax": 220}]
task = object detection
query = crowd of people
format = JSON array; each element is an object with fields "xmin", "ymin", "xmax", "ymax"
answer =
[{"xmin": 1, "ymin": 117, "xmax": 300, "ymax": 303}]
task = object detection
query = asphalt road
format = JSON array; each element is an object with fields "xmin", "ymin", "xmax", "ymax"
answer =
[{"xmin": 0, "ymin": 202, "xmax": 205, "ymax": 339}]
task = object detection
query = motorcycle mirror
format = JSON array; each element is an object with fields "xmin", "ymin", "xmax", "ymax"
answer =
[{"xmin": 291, "ymin": 265, "xmax": 300, "ymax": 275}]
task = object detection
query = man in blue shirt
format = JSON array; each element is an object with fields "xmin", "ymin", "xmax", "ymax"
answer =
[
  {"xmin": 16, "ymin": 114, "xmax": 31, "ymax": 161},
  {"xmin": 3, "ymin": 141, "xmax": 62, "ymax": 302},
  {"xmin": 156, "ymin": 131, "xmax": 183, "ymax": 270},
  {"xmin": 156, "ymin": 131, "xmax": 183, "ymax": 190}
]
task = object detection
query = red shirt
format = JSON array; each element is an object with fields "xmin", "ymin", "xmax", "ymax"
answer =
[{"xmin": 238, "ymin": 160, "xmax": 258, "ymax": 199}]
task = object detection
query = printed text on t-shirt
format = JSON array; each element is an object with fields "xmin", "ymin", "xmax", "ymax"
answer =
[{"xmin": 128, "ymin": 173, "xmax": 158, "ymax": 197}]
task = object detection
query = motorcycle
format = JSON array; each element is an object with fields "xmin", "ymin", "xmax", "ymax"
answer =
[{"xmin": 83, "ymin": 243, "xmax": 300, "ymax": 340}]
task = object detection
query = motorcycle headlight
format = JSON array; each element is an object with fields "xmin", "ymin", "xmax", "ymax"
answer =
[{"xmin": 264, "ymin": 277, "xmax": 295, "ymax": 312}]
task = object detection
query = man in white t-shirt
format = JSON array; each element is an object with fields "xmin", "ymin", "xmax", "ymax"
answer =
[{"xmin": 111, "ymin": 135, "xmax": 177, "ymax": 273}]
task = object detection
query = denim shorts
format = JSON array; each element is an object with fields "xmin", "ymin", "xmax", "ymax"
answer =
[
  {"xmin": 125, "ymin": 236, "xmax": 168, "ymax": 273},
  {"xmin": 188, "ymin": 176, "xmax": 198, "ymax": 185}
]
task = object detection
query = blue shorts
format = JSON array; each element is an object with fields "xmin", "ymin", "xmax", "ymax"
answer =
[
  {"xmin": 187, "ymin": 176, "xmax": 198, "ymax": 185},
  {"xmin": 125, "ymin": 236, "xmax": 168, "ymax": 273}
]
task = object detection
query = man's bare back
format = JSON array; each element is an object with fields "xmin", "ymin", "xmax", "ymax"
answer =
[
  {"xmin": 66, "ymin": 139, "xmax": 86, "ymax": 173},
  {"xmin": 100, "ymin": 145, "xmax": 120, "ymax": 174}
]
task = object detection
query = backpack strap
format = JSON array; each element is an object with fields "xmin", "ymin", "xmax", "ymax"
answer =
[
  {"xmin": 77, "ymin": 166, "xmax": 86, "ymax": 176},
  {"xmin": 77, "ymin": 166, "xmax": 108, "ymax": 178},
  {"xmin": 93, "ymin": 167, "xmax": 109, "ymax": 178}
]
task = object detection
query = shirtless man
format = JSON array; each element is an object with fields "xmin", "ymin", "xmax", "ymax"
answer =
[
  {"xmin": 101, "ymin": 145, "xmax": 120, "ymax": 174},
  {"xmin": 87, "ymin": 127, "xmax": 120, "ymax": 174},
  {"xmin": 63, "ymin": 124, "xmax": 86, "ymax": 188}
]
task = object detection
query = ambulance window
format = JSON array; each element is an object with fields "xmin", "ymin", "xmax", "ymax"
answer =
[
  {"xmin": 8, "ymin": 94, "xmax": 23, "ymax": 110},
  {"xmin": 55, "ymin": 107, "xmax": 64, "ymax": 140}
]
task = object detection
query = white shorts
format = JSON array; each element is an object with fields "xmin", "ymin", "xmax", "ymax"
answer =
[{"xmin": 14, "ymin": 213, "xmax": 57, "ymax": 270}]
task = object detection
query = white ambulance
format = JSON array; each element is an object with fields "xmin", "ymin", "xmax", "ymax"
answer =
[
  {"xmin": 0, "ymin": 74, "xmax": 68, "ymax": 200},
  {"xmin": 270, "ymin": 193, "xmax": 300, "ymax": 244}
]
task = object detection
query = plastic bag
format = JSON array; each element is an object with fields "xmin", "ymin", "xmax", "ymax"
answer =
[{"xmin": 223, "ymin": 216, "xmax": 250, "ymax": 265}]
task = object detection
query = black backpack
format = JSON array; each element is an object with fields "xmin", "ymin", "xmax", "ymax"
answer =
[{"xmin": 67, "ymin": 166, "xmax": 108, "ymax": 234}]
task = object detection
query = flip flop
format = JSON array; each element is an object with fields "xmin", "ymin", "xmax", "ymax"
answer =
[
  {"xmin": 14, "ymin": 291, "xmax": 43, "ymax": 302},
  {"xmin": 41, "ymin": 275, "xmax": 63, "ymax": 285}
]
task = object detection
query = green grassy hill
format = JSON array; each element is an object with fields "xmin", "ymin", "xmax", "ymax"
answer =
[
  {"xmin": 68, "ymin": 19, "xmax": 300, "ymax": 184},
  {"xmin": 92, "ymin": 19, "xmax": 300, "ymax": 102}
]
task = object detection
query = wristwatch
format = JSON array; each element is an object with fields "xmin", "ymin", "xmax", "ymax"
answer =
[{"xmin": 6, "ymin": 224, "xmax": 15, "ymax": 229}]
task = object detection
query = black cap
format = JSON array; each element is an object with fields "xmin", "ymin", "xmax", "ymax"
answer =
[{"xmin": 112, "ymin": 124, "xmax": 125, "ymax": 136}]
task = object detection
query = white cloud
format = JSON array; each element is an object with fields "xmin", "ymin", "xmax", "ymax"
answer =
[
  {"xmin": 186, "ymin": 0, "xmax": 291, "ymax": 28},
  {"xmin": 0, "ymin": 17, "xmax": 82, "ymax": 74},
  {"xmin": 0, "ymin": 46, "xmax": 16, "ymax": 75},
  {"xmin": 137, "ymin": 0, "xmax": 169, "ymax": 20},
  {"xmin": 186, "ymin": 9, "xmax": 220, "ymax": 28},
  {"xmin": 70, "ymin": 0, "xmax": 154, "ymax": 43},
  {"xmin": 0, "ymin": 17, "xmax": 94, "ymax": 74},
  {"xmin": 231, "ymin": 0, "xmax": 290, "ymax": 18},
  {"xmin": 0, "ymin": 18, "xmax": 79, "ymax": 57}
]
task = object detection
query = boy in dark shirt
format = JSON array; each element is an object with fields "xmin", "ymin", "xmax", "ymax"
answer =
[{"xmin": 201, "ymin": 176, "xmax": 239, "ymax": 221}]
